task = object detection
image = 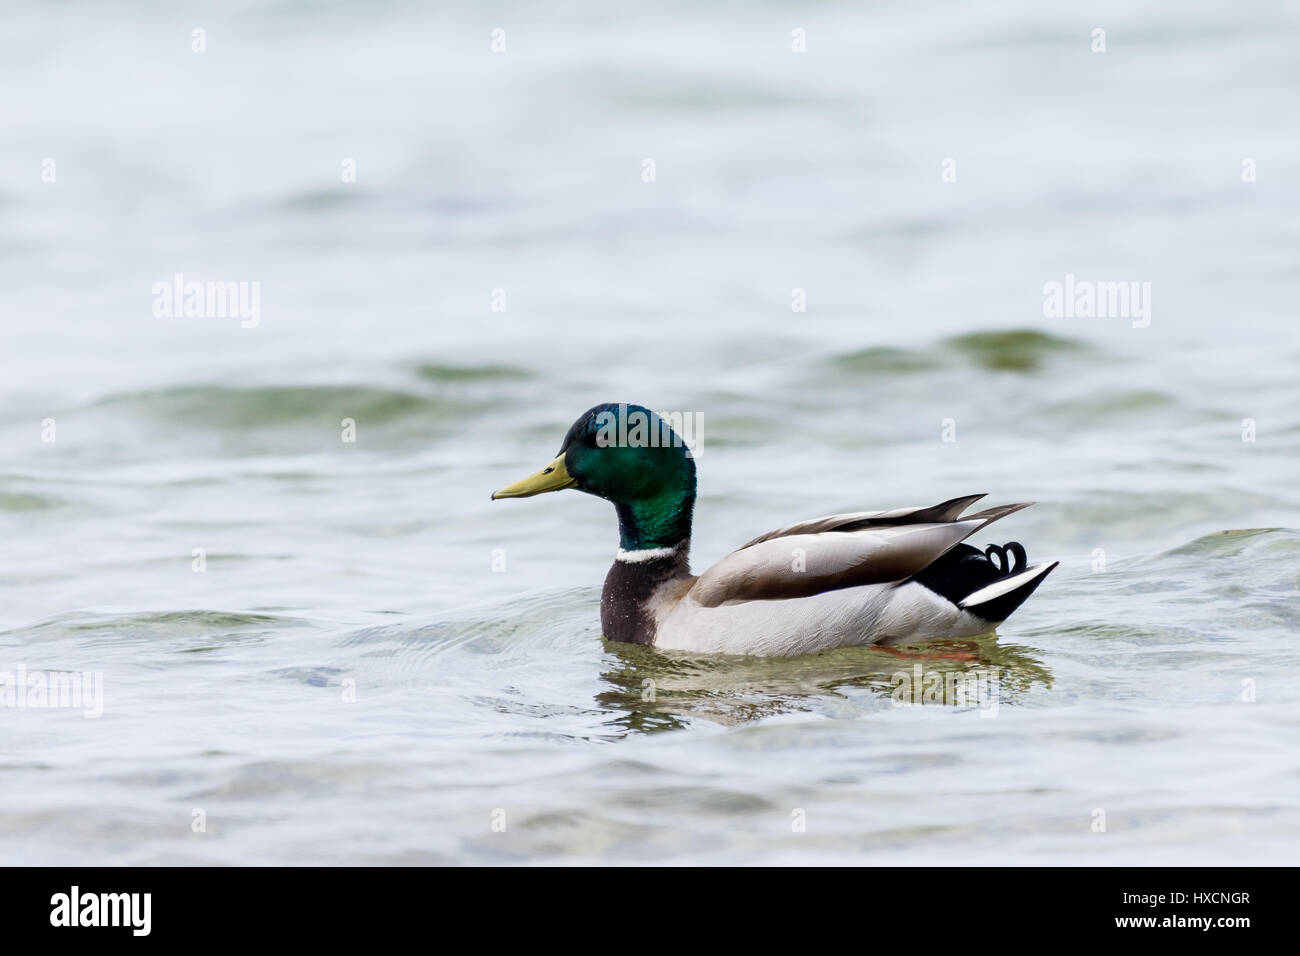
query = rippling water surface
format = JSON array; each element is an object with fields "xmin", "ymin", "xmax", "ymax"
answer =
[{"xmin": 2, "ymin": 0, "xmax": 1298, "ymax": 864}]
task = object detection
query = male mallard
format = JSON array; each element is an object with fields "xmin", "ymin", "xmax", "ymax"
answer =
[{"xmin": 492, "ymin": 403, "xmax": 1056, "ymax": 657}]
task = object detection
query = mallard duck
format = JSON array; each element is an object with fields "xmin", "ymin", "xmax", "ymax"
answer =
[{"xmin": 492, "ymin": 403, "xmax": 1057, "ymax": 657}]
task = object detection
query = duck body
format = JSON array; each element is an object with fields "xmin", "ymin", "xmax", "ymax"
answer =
[
  {"xmin": 602, "ymin": 508, "xmax": 1056, "ymax": 657},
  {"xmin": 494, "ymin": 404, "xmax": 1056, "ymax": 658}
]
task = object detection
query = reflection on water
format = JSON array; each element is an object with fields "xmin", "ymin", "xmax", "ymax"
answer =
[{"xmin": 598, "ymin": 635, "xmax": 1054, "ymax": 731}]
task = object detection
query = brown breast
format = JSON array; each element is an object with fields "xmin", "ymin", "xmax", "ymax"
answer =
[{"xmin": 599, "ymin": 547, "xmax": 692, "ymax": 645}]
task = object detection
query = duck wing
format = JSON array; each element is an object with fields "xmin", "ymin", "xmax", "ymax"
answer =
[
  {"xmin": 735, "ymin": 493, "xmax": 988, "ymax": 549},
  {"xmin": 691, "ymin": 498, "xmax": 1033, "ymax": 609}
]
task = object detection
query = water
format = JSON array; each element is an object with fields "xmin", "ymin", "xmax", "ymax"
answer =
[{"xmin": 2, "ymin": 0, "xmax": 1298, "ymax": 864}]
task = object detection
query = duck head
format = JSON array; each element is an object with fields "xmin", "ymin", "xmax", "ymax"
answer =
[{"xmin": 492, "ymin": 403, "xmax": 697, "ymax": 552}]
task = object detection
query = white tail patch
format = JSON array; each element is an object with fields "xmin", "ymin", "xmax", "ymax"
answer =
[{"xmin": 959, "ymin": 562, "xmax": 1055, "ymax": 609}]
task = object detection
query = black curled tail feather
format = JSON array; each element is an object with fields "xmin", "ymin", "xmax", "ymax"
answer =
[{"xmin": 984, "ymin": 542, "xmax": 1026, "ymax": 574}]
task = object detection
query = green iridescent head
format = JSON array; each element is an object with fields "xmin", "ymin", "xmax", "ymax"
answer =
[{"xmin": 492, "ymin": 403, "xmax": 697, "ymax": 551}]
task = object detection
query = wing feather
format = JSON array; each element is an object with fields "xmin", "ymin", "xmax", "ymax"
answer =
[
  {"xmin": 691, "ymin": 499, "xmax": 1035, "ymax": 608},
  {"xmin": 690, "ymin": 520, "xmax": 984, "ymax": 608},
  {"xmin": 735, "ymin": 493, "xmax": 987, "ymax": 550}
]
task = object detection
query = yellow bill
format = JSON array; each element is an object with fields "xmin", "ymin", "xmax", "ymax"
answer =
[{"xmin": 491, "ymin": 454, "xmax": 577, "ymax": 499}]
